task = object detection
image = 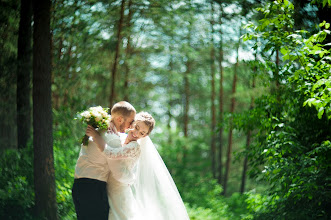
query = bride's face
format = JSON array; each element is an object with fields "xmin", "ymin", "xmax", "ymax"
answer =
[{"xmin": 127, "ymin": 121, "xmax": 149, "ymax": 141}]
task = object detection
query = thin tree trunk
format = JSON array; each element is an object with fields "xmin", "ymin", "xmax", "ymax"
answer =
[
  {"xmin": 223, "ymin": 23, "xmax": 241, "ymax": 196},
  {"xmin": 17, "ymin": 0, "xmax": 32, "ymax": 149},
  {"xmin": 109, "ymin": 0, "xmax": 126, "ymax": 106},
  {"xmin": 167, "ymin": 56, "xmax": 174, "ymax": 145},
  {"xmin": 210, "ymin": 1, "xmax": 217, "ymax": 179},
  {"xmin": 183, "ymin": 56, "xmax": 191, "ymax": 166},
  {"xmin": 123, "ymin": 0, "xmax": 133, "ymax": 101},
  {"xmin": 240, "ymin": 75, "xmax": 255, "ymax": 194},
  {"xmin": 240, "ymin": 131, "xmax": 250, "ymax": 193},
  {"xmin": 33, "ymin": 0, "xmax": 58, "ymax": 218},
  {"xmin": 52, "ymin": 36, "xmax": 63, "ymax": 110},
  {"xmin": 217, "ymin": 3, "xmax": 224, "ymax": 185},
  {"xmin": 183, "ymin": 61, "xmax": 190, "ymax": 138},
  {"xmin": 183, "ymin": 27, "xmax": 191, "ymax": 140},
  {"xmin": 63, "ymin": 45, "xmax": 72, "ymax": 106},
  {"xmin": 275, "ymin": 49, "xmax": 280, "ymax": 102}
]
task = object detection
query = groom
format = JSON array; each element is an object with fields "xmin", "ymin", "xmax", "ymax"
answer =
[{"xmin": 72, "ymin": 101, "xmax": 136, "ymax": 220}]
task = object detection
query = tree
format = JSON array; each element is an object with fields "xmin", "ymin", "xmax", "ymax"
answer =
[
  {"xmin": 0, "ymin": 0, "xmax": 20, "ymax": 150},
  {"xmin": 109, "ymin": 0, "xmax": 126, "ymax": 106},
  {"xmin": 123, "ymin": 0, "xmax": 133, "ymax": 102},
  {"xmin": 240, "ymin": 63, "xmax": 255, "ymax": 194},
  {"xmin": 210, "ymin": 1, "xmax": 217, "ymax": 179},
  {"xmin": 17, "ymin": 0, "xmax": 32, "ymax": 149},
  {"xmin": 216, "ymin": 1, "xmax": 225, "ymax": 186},
  {"xmin": 243, "ymin": 0, "xmax": 331, "ymax": 218},
  {"xmin": 33, "ymin": 0, "xmax": 58, "ymax": 218},
  {"xmin": 223, "ymin": 20, "xmax": 241, "ymax": 196}
]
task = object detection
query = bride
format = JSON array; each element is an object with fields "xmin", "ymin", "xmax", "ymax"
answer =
[{"xmin": 86, "ymin": 112, "xmax": 190, "ymax": 220}]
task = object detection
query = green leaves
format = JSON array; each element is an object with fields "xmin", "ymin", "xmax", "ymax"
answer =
[{"xmin": 242, "ymin": 1, "xmax": 331, "ymax": 219}]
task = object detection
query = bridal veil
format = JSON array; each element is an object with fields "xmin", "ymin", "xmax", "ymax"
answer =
[{"xmin": 133, "ymin": 136, "xmax": 190, "ymax": 220}]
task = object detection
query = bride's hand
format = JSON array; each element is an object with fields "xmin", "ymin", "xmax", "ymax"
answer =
[{"xmin": 86, "ymin": 125, "xmax": 99, "ymax": 139}]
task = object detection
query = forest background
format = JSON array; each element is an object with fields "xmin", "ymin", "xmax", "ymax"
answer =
[{"xmin": 0, "ymin": 0, "xmax": 330, "ymax": 219}]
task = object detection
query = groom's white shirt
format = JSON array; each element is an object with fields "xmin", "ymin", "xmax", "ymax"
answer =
[{"xmin": 74, "ymin": 130, "xmax": 121, "ymax": 182}]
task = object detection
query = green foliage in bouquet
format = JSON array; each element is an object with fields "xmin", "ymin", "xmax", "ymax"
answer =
[{"xmin": 75, "ymin": 106, "xmax": 111, "ymax": 146}]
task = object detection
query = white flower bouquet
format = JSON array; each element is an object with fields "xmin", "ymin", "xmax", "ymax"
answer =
[{"xmin": 76, "ymin": 106, "xmax": 111, "ymax": 146}]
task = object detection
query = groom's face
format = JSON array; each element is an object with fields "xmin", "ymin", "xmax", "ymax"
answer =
[{"xmin": 119, "ymin": 112, "xmax": 136, "ymax": 132}]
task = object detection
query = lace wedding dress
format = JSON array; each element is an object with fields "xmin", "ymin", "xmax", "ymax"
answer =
[{"xmin": 102, "ymin": 132, "xmax": 189, "ymax": 220}]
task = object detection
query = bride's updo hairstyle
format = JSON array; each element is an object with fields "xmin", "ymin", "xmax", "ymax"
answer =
[
  {"xmin": 111, "ymin": 101, "xmax": 136, "ymax": 117},
  {"xmin": 135, "ymin": 112, "xmax": 155, "ymax": 135}
]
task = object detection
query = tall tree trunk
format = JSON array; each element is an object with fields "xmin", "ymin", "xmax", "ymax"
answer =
[
  {"xmin": 275, "ymin": 49, "xmax": 280, "ymax": 102},
  {"xmin": 182, "ymin": 57, "xmax": 191, "ymax": 179},
  {"xmin": 63, "ymin": 45, "xmax": 72, "ymax": 106},
  {"xmin": 109, "ymin": 0, "xmax": 126, "ymax": 106},
  {"xmin": 33, "ymin": 0, "xmax": 58, "ymax": 218},
  {"xmin": 123, "ymin": 0, "xmax": 133, "ymax": 101},
  {"xmin": 210, "ymin": 1, "xmax": 217, "ymax": 179},
  {"xmin": 183, "ymin": 38, "xmax": 192, "ymax": 164},
  {"xmin": 52, "ymin": 36, "xmax": 63, "ymax": 110},
  {"xmin": 223, "ymin": 23, "xmax": 241, "ymax": 196},
  {"xmin": 217, "ymin": 3, "xmax": 225, "ymax": 186},
  {"xmin": 17, "ymin": 0, "xmax": 32, "ymax": 149},
  {"xmin": 240, "ymin": 131, "xmax": 250, "ymax": 194},
  {"xmin": 183, "ymin": 26, "xmax": 191, "ymax": 141},
  {"xmin": 183, "ymin": 61, "xmax": 190, "ymax": 138},
  {"xmin": 240, "ymin": 73, "xmax": 255, "ymax": 194},
  {"xmin": 167, "ymin": 55, "xmax": 174, "ymax": 145}
]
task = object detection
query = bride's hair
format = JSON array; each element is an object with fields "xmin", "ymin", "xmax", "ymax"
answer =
[
  {"xmin": 111, "ymin": 101, "xmax": 136, "ymax": 117},
  {"xmin": 135, "ymin": 112, "xmax": 155, "ymax": 135}
]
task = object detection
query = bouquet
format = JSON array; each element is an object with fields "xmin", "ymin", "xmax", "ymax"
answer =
[{"xmin": 76, "ymin": 106, "xmax": 111, "ymax": 146}]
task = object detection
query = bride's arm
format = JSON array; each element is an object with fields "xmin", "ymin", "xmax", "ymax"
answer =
[{"xmin": 103, "ymin": 141, "xmax": 140, "ymax": 160}]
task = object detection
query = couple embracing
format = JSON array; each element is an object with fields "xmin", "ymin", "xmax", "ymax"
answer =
[{"xmin": 72, "ymin": 101, "xmax": 189, "ymax": 220}]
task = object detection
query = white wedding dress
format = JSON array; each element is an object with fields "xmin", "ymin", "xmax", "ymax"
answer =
[{"xmin": 101, "ymin": 132, "xmax": 190, "ymax": 220}]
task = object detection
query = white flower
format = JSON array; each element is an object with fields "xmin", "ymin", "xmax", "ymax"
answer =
[
  {"xmin": 101, "ymin": 111, "xmax": 108, "ymax": 118},
  {"xmin": 91, "ymin": 110, "xmax": 99, "ymax": 117},
  {"xmin": 95, "ymin": 113, "xmax": 103, "ymax": 122},
  {"xmin": 92, "ymin": 106, "xmax": 103, "ymax": 113},
  {"xmin": 81, "ymin": 111, "xmax": 91, "ymax": 118}
]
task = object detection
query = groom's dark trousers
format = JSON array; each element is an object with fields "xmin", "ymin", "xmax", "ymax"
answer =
[{"xmin": 72, "ymin": 178, "xmax": 109, "ymax": 220}]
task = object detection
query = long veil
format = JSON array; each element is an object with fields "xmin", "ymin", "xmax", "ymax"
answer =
[{"xmin": 133, "ymin": 136, "xmax": 190, "ymax": 220}]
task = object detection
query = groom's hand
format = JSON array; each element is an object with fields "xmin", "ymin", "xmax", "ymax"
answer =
[
  {"xmin": 107, "ymin": 122, "xmax": 118, "ymax": 136},
  {"xmin": 86, "ymin": 125, "xmax": 99, "ymax": 139}
]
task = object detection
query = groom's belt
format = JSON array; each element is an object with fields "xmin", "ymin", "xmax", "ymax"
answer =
[{"xmin": 74, "ymin": 178, "xmax": 107, "ymax": 184}]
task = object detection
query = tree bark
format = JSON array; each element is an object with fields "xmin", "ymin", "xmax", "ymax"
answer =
[
  {"xmin": 17, "ymin": 0, "xmax": 32, "ymax": 149},
  {"xmin": 240, "ymin": 130, "xmax": 250, "ymax": 194},
  {"xmin": 240, "ymin": 49, "xmax": 257, "ymax": 193},
  {"xmin": 217, "ymin": 3, "xmax": 225, "ymax": 186},
  {"xmin": 240, "ymin": 76, "xmax": 255, "ymax": 194},
  {"xmin": 223, "ymin": 23, "xmax": 241, "ymax": 196},
  {"xmin": 275, "ymin": 49, "xmax": 280, "ymax": 102},
  {"xmin": 183, "ymin": 12, "xmax": 194, "ymax": 141},
  {"xmin": 183, "ymin": 61, "xmax": 190, "ymax": 138},
  {"xmin": 109, "ymin": 0, "xmax": 126, "ymax": 106},
  {"xmin": 123, "ymin": 0, "xmax": 133, "ymax": 101},
  {"xmin": 167, "ymin": 55, "xmax": 174, "ymax": 145},
  {"xmin": 210, "ymin": 1, "xmax": 217, "ymax": 179},
  {"xmin": 33, "ymin": 0, "xmax": 58, "ymax": 218}
]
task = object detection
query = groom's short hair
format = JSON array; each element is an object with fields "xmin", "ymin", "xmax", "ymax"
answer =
[{"xmin": 111, "ymin": 101, "xmax": 136, "ymax": 117}]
